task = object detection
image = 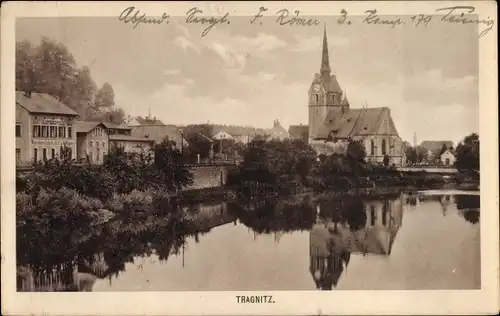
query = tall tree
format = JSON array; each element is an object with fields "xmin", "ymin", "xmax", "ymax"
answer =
[
  {"xmin": 94, "ymin": 83, "xmax": 115, "ymax": 111},
  {"xmin": 33, "ymin": 37, "xmax": 78, "ymax": 103},
  {"xmin": 70, "ymin": 66, "xmax": 97, "ymax": 117},
  {"xmin": 455, "ymin": 133, "xmax": 479, "ymax": 172}
]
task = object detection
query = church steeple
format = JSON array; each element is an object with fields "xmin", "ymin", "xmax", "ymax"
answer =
[{"xmin": 320, "ymin": 24, "xmax": 331, "ymax": 77}]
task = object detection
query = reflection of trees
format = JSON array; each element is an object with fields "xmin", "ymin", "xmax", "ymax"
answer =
[
  {"xmin": 455, "ymin": 195, "xmax": 480, "ymax": 225},
  {"xmin": 455, "ymin": 195, "xmax": 480, "ymax": 210},
  {"xmin": 231, "ymin": 195, "xmax": 316, "ymax": 234},
  {"xmin": 316, "ymin": 197, "xmax": 367, "ymax": 232}
]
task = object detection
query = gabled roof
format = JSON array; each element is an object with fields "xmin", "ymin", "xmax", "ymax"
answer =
[
  {"xmin": 75, "ymin": 121, "xmax": 104, "ymax": 134},
  {"xmin": 16, "ymin": 91, "xmax": 79, "ymax": 116},
  {"xmin": 101, "ymin": 122, "xmax": 131, "ymax": 130},
  {"xmin": 212, "ymin": 131, "xmax": 235, "ymax": 140},
  {"xmin": 266, "ymin": 123, "xmax": 290, "ymax": 140},
  {"xmin": 130, "ymin": 125, "xmax": 189, "ymax": 146},
  {"xmin": 131, "ymin": 117, "xmax": 165, "ymax": 126},
  {"xmin": 317, "ymin": 107, "xmax": 395, "ymax": 139},
  {"xmin": 288, "ymin": 125, "xmax": 309, "ymax": 141}
]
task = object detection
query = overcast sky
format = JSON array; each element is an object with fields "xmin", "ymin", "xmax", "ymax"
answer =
[{"xmin": 16, "ymin": 16, "xmax": 479, "ymax": 144}]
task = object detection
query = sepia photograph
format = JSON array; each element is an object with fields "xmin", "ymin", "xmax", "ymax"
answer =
[{"xmin": 1, "ymin": 1, "xmax": 498, "ymax": 315}]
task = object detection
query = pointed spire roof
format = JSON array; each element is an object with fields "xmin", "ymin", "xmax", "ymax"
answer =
[{"xmin": 320, "ymin": 24, "xmax": 331, "ymax": 77}]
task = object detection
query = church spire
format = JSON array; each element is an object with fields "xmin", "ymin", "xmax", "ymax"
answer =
[{"xmin": 320, "ymin": 23, "xmax": 331, "ymax": 77}]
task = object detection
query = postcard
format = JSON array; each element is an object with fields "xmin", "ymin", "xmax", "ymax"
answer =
[{"xmin": 1, "ymin": 1, "xmax": 498, "ymax": 315}]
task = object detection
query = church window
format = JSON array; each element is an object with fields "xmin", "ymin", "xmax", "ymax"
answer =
[
  {"xmin": 370, "ymin": 140, "xmax": 375, "ymax": 156},
  {"xmin": 382, "ymin": 139, "xmax": 387, "ymax": 155}
]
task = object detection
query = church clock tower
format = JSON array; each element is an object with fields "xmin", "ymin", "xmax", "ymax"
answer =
[{"xmin": 308, "ymin": 26, "xmax": 345, "ymax": 143}]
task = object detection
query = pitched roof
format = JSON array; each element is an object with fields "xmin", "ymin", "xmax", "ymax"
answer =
[
  {"xmin": 288, "ymin": 125, "xmax": 309, "ymax": 141},
  {"xmin": 129, "ymin": 125, "xmax": 189, "ymax": 146},
  {"xmin": 266, "ymin": 122, "xmax": 290, "ymax": 140},
  {"xmin": 420, "ymin": 141, "xmax": 454, "ymax": 152},
  {"xmin": 319, "ymin": 75, "xmax": 343, "ymax": 94},
  {"xmin": 101, "ymin": 122, "xmax": 131, "ymax": 130},
  {"xmin": 75, "ymin": 121, "xmax": 103, "ymax": 133},
  {"xmin": 16, "ymin": 91, "xmax": 79, "ymax": 116},
  {"xmin": 317, "ymin": 107, "xmax": 393, "ymax": 139},
  {"xmin": 109, "ymin": 134, "xmax": 154, "ymax": 142},
  {"xmin": 132, "ymin": 117, "xmax": 165, "ymax": 126}
]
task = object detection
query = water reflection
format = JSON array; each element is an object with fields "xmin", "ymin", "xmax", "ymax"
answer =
[
  {"xmin": 310, "ymin": 196, "xmax": 403, "ymax": 290},
  {"xmin": 17, "ymin": 191, "xmax": 480, "ymax": 291}
]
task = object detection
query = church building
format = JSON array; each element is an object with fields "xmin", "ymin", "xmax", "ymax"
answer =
[{"xmin": 306, "ymin": 27, "xmax": 405, "ymax": 166}]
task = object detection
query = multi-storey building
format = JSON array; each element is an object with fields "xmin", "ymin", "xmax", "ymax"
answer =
[{"xmin": 15, "ymin": 91, "xmax": 79, "ymax": 164}]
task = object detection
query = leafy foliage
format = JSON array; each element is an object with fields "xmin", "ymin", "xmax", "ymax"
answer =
[
  {"xmin": 455, "ymin": 133, "xmax": 479, "ymax": 172},
  {"xmin": 15, "ymin": 37, "xmax": 125, "ymax": 123}
]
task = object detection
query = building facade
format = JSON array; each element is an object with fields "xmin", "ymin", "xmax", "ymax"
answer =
[
  {"xmin": 440, "ymin": 149, "xmax": 456, "ymax": 166},
  {"xmin": 108, "ymin": 135, "xmax": 154, "ymax": 154},
  {"xmin": 75, "ymin": 122, "xmax": 109, "ymax": 164},
  {"xmin": 306, "ymin": 28, "xmax": 405, "ymax": 165},
  {"xmin": 16, "ymin": 91, "xmax": 79, "ymax": 164}
]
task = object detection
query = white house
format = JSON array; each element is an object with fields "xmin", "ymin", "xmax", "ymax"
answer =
[{"xmin": 440, "ymin": 149, "xmax": 456, "ymax": 166}]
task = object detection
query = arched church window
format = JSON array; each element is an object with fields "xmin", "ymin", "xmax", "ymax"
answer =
[
  {"xmin": 370, "ymin": 140, "xmax": 375, "ymax": 156},
  {"xmin": 382, "ymin": 139, "xmax": 387, "ymax": 155}
]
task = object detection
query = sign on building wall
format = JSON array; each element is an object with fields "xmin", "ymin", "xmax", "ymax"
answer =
[{"xmin": 42, "ymin": 118, "xmax": 65, "ymax": 125}]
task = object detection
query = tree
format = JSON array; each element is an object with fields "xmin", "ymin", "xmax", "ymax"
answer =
[
  {"xmin": 415, "ymin": 146, "xmax": 429, "ymax": 163},
  {"xmin": 455, "ymin": 133, "xmax": 479, "ymax": 172},
  {"xmin": 153, "ymin": 138, "xmax": 193, "ymax": 191},
  {"xmin": 94, "ymin": 83, "xmax": 115, "ymax": 111},
  {"xmin": 240, "ymin": 139, "xmax": 317, "ymax": 189},
  {"xmin": 405, "ymin": 146, "xmax": 418, "ymax": 165},
  {"xmin": 33, "ymin": 37, "xmax": 78, "ymax": 104}
]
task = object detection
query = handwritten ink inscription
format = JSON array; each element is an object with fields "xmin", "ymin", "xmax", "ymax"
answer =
[{"xmin": 117, "ymin": 5, "xmax": 494, "ymax": 38}]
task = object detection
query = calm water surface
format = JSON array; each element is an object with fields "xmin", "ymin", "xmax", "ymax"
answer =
[{"xmin": 17, "ymin": 190, "xmax": 480, "ymax": 291}]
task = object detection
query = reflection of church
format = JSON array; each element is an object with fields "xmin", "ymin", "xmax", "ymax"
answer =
[{"xmin": 309, "ymin": 196, "xmax": 403, "ymax": 290}]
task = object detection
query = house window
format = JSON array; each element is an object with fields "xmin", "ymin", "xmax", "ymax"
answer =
[
  {"xmin": 16, "ymin": 148, "xmax": 21, "ymax": 161},
  {"xmin": 370, "ymin": 140, "xmax": 375, "ymax": 156},
  {"xmin": 315, "ymin": 94, "xmax": 319, "ymax": 103},
  {"xmin": 51, "ymin": 148, "xmax": 56, "ymax": 159},
  {"xmin": 50, "ymin": 126, "xmax": 56, "ymax": 138},
  {"xmin": 58, "ymin": 126, "xmax": 65, "ymax": 138},
  {"xmin": 16, "ymin": 124, "xmax": 21, "ymax": 137},
  {"xmin": 382, "ymin": 139, "xmax": 387, "ymax": 155},
  {"xmin": 68, "ymin": 126, "xmax": 72, "ymax": 138},
  {"xmin": 33, "ymin": 148, "xmax": 38, "ymax": 162},
  {"xmin": 42, "ymin": 148, "xmax": 47, "ymax": 161},
  {"xmin": 33, "ymin": 125, "xmax": 40, "ymax": 138},
  {"xmin": 90, "ymin": 141, "xmax": 94, "ymax": 147},
  {"xmin": 102, "ymin": 142, "xmax": 105, "ymax": 148},
  {"xmin": 42, "ymin": 126, "xmax": 48, "ymax": 138}
]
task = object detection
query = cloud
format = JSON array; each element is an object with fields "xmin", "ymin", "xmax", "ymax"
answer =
[
  {"xmin": 207, "ymin": 42, "xmax": 248, "ymax": 71},
  {"xmin": 206, "ymin": 32, "xmax": 287, "ymax": 72},
  {"xmin": 174, "ymin": 36, "xmax": 200, "ymax": 54}
]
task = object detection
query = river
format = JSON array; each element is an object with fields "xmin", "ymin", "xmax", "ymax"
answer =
[{"xmin": 17, "ymin": 190, "xmax": 480, "ymax": 291}]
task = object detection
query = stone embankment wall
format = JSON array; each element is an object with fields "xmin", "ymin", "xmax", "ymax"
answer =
[{"xmin": 185, "ymin": 164, "xmax": 235, "ymax": 190}]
